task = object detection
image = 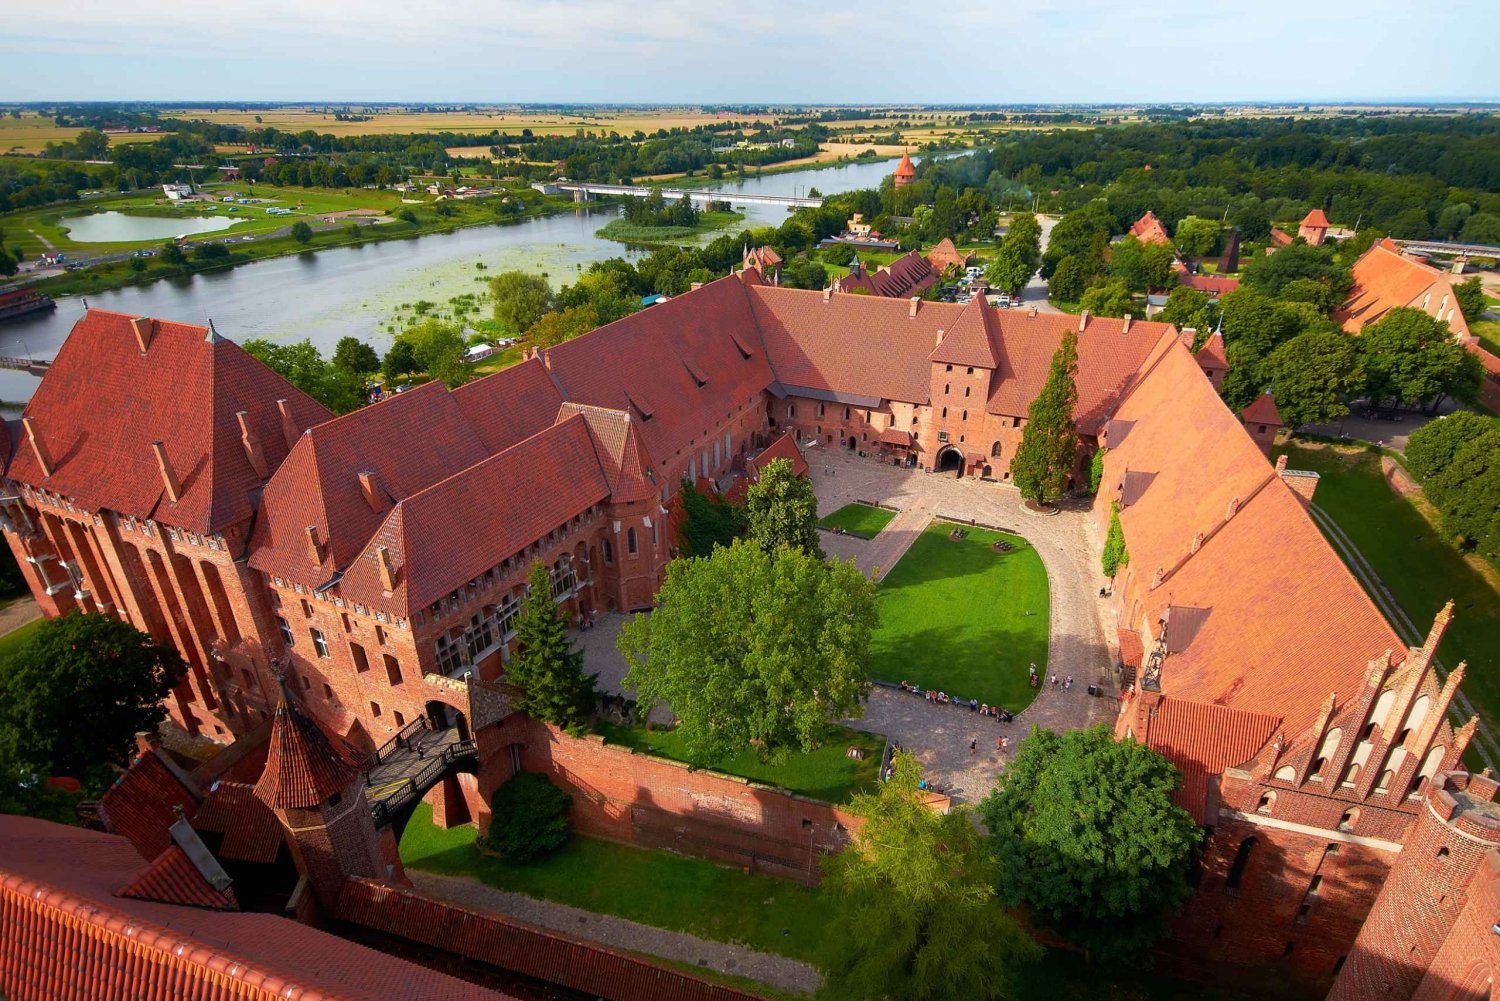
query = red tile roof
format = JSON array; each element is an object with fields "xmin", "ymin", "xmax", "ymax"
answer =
[
  {"xmin": 1138, "ymin": 696, "xmax": 1281, "ymax": 823},
  {"xmin": 0, "ymin": 814, "xmax": 498, "ymax": 1000},
  {"xmin": 876, "ymin": 427, "xmax": 913, "ymax": 446},
  {"xmin": 117, "ymin": 843, "xmax": 239, "ymax": 911},
  {"xmin": 451, "ymin": 357, "xmax": 564, "ymax": 455},
  {"xmin": 1194, "ymin": 333, "xmax": 1228, "ymax": 372},
  {"xmin": 925, "ymin": 238, "xmax": 974, "ymax": 272},
  {"xmin": 544, "ymin": 276, "xmax": 776, "ymax": 469},
  {"xmin": 1103, "ymin": 340, "xmax": 1404, "ymax": 741},
  {"xmin": 1268, "ymin": 228, "xmax": 1294, "ymax": 248},
  {"xmin": 1178, "ymin": 273, "xmax": 1239, "ymax": 296},
  {"xmin": 1335, "ymin": 238, "xmax": 1472, "ymax": 338},
  {"xmin": 10, "ymin": 310, "xmax": 331, "ymax": 533},
  {"xmin": 1128, "ymin": 211, "xmax": 1172, "ymax": 246},
  {"xmin": 559, "ymin": 403, "xmax": 660, "ymax": 504},
  {"xmin": 748, "ymin": 431, "xmax": 809, "ymax": 480},
  {"xmin": 194, "ymin": 780, "xmax": 285, "ymax": 863},
  {"xmin": 930, "ymin": 298, "xmax": 1002, "ymax": 369},
  {"xmin": 254, "ymin": 694, "xmax": 357, "ymax": 810},
  {"xmin": 1300, "ymin": 209, "xmax": 1331, "ymax": 229},
  {"xmin": 99, "ymin": 749, "xmax": 201, "ymax": 861},
  {"xmin": 1241, "ymin": 392, "xmax": 1281, "ymax": 425},
  {"xmin": 339, "ymin": 415, "xmax": 611, "ymax": 614},
  {"xmin": 894, "ymin": 151, "xmax": 915, "ymax": 178},
  {"xmin": 835, "ymin": 252, "xmax": 938, "ymax": 298}
]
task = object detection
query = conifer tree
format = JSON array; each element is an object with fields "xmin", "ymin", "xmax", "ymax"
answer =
[
  {"xmin": 1010, "ymin": 329, "xmax": 1080, "ymax": 505},
  {"xmin": 507, "ymin": 561, "xmax": 597, "ymax": 728}
]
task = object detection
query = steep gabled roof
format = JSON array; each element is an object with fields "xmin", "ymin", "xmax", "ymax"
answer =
[
  {"xmin": 117, "ymin": 843, "xmax": 239, "ymax": 911},
  {"xmin": 452, "ymin": 357, "xmax": 565, "ymax": 455},
  {"xmin": 1194, "ymin": 332, "xmax": 1229, "ymax": 372},
  {"xmin": 543, "ymin": 275, "xmax": 775, "ymax": 466},
  {"xmin": 1137, "ymin": 696, "xmax": 1281, "ymax": 823},
  {"xmin": 930, "ymin": 299, "xmax": 1001, "ymax": 369},
  {"xmin": 558, "ymin": 403, "xmax": 659, "ymax": 503},
  {"xmin": 1241, "ymin": 392, "xmax": 1282, "ymax": 426},
  {"xmin": 1129, "ymin": 211, "xmax": 1172, "ymax": 246},
  {"xmin": 1300, "ymin": 209, "xmax": 1331, "ymax": 229},
  {"xmin": 9, "ymin": 311, "xmax": 331, "ymax": 533},
  {"xmin": 749, "ymin": 431, "xmax": 809, "ymax": 480},
  {"xmin": 99, "ymin": 749, "xmax": 201, "ymax": 861},
  {"xmin": 254, "ymin": 693, "xmax": 357, "ymax": 810},
  {"xmin": 338, "ymin": 416, "xmax": 611, "ymax": 614},
  {"xmin": 193, "ymin": 780, "xmax": 284, "ymax": 863},
  {"xmin": 1335, "ymin": 238, "xmax": 1472, "ymax": 338},
  {"xmin": 894, "ymin": 150, "xmax": 915, "ymax": 178}
]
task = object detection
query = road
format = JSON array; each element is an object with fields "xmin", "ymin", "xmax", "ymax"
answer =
[{"xmin": 1011, "ymin": 213, "xmax": 1060, "ymax": 313}]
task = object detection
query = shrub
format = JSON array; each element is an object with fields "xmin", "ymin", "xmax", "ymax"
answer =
[{"xmin": 481, "ymin": 772, "xmax": 572, "ymax": 862}]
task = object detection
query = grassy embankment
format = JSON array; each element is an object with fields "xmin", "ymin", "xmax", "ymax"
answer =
[
  {"xmin": 1275, "ymin": 441, "xmax": 1500, "ymax": 732},
  {"xmin": 593, "ymin": 209, "xmax": 745, "ymax": 245}
]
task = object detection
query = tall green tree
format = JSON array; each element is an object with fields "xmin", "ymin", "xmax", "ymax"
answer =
[
  {"xmin": 1454, "ymin": 275, "xmax": 1487, "ymax": 324},
  {"xmin": 526, "ymin": 305, "xmax": 599, "ymax": 348},
  {"xmin": 394, "ymin": 318, "xmax": 472, "ymax": 388},
  {"xmin": 1173, "ymin": 216, "xmax": 1221, "ymax": 257},
  {"xmin": 290, "ymin": 221, "xmax": 313, "ymax": 244},
  {"xmin": 1101, "ymin": 503, "xmax": 1129, "ymax": 578},
  {"xmin": 1427, "ymin": 431, "xmax": 1500, "ymax": 559},
  {"xmin": 490, "ymin": 271, "xmax": 555, "ymax": 334},
  {"xmin": 981, "ymin": 725, "xmax": 1201, "ymax": 966},
  {"xmin": 1260, "ymin": 329, "xmax": 1364, "ymax": 429},
  {"xmin": 1046, "ymin": 255, "xmax": 1092, "ymax": 303},
  {"xmin": 507, "ymin": 561, "xmax": 596, "ymax": 728},
  {"xmin": 987, "ymin": 212, "xmax": 1042, "ymax": 295},
  {"xmin": 1079, "ymin": 280, "xmax": 1141, "ymax": 319},
  {"xmin": 1010, "ymin": 329, "xmax": 1080, "ymax": 505},
  {"xmin": 1107, "ymin": 236, "xmax": 1176, "ymax": 293},
  {"xmin": 619, "ymin": 539, "xmax": 875, "ymax": 763},
  {"xmin": 1041, "ymin": 202, "xmax": 1110, "ymax": 280},
  {"xmin": 1361, "ymin": 307, "xmax": 1482, "ymax": 412},
  {"xmin": 331, "ymin": 336, "xmax": 381, "ymax": 376},
  {"xmin": 0, "ymin": 614, "xmax": 184, "ymax": 782},
  {"xmin": 244, "ymin": 338, "xmax": 367, "ymax": 413},
  {"xmin": 823, "ymin": 751, "xmax": 1039, "ymax": 1001},
  {"xmin": 744, "ymin": 456, "xmax": 822, "ymax": 557},
  {"xmin": 1406, "ymin": 411, "xmax": 1499, "ymax": 482},
  {"xmin": 1241, "ymin": 241, "xmax": 1350, "ymax": 304}
]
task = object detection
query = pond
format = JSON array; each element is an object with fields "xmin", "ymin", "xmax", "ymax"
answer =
[{"xmin": 58, "ymin": 211, "xmax": 246, "ymax": 243}]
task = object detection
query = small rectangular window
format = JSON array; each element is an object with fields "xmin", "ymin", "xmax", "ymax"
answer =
[
  {"xmin": 384, "ymin": 654, "xmax": 403, "ymax": 687},
  {"xmin": 370, "ymin": 701, "xmax": 382, "ymax": 718},
  {"xmin": 277, "ymin": 616, "xmax": 294, "ymax": 646},
  {"xmin": 350, "ymin": 642, "xmax": 370, "ymax": 673}
]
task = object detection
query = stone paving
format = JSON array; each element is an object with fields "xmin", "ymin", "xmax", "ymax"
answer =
[
  {"xmin": 575, "ymin": 445, "xmax": 1123, "ymax": 806},
  {"xmin": 409, "ymin": 871, "xmax": 823, "ymax": 995}
]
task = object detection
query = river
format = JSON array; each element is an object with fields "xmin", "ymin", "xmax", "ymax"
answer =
[{"xmin": 0, "ymin": 154, "xmax": 939, "ymax": 404}]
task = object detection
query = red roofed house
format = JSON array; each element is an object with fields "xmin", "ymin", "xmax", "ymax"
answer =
[
  {"xmin": 1129, "ymin": 210, "xmax": 1173, "ymax": 246},
  {"xmin": 1336, "ymin": 238, "xmax": 1473, "ymax": 340},
  {"xmin": 1239, "ymin": 391, "xmax": 1283, "ymax": 454},
  {"xmin": 925, "ymin": 237, "xmax": 976, "ymax": 273},
  {"xmin": 1192, "ymin": 331, "xmax": 1229, "ymax": 391},
  {"xmin": 831, "ymin": 251, "xmax": 938, "ymax": 298},
  {"xmin": 1298, "ymin": 208, "xmax": 1331, "ymax": 246},
  {"xmin": 1094, "ymin": 334, "xmax": 1479, "ymax": 996},
  {"xmin": 1177, "ymin": 272, "xmax": 1240, "ymax": 297}
]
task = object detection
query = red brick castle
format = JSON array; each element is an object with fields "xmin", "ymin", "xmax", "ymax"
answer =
[{"xmin": 1, "ymin": 268, "xmax": 1494, "ymax": 999}]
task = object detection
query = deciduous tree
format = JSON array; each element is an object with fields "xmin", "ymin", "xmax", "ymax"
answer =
[
  {"xmin": 1011, "ymin": 329, "xmax": 1079, "ymax": 505},
  {"xmin": 619, "ymin": 539, "xmax": 875, "ymax": 763},
  {"xmin": 1406, "ymin": 411, "xmax": 1499, "ymax": 482},
  {"xmin": 489, "ymin": 270, "xmax": 555, "ymax": 334},
  {"xmin": 1260, "ymin": 329, "xmax": 1364, "ymax": 429},
  {"xmin": 1454, "ymin": 275, "xmax": 1487, "ymax": 324},
  {"xmin": 290, "ymin": 221, "xmax": 313, "ymax": 244},
  {"xmin": 244, "ymin": 337, "xmax": 367, "ymax": 413},
  {"xmin": 823, "ymin": 751, "xmax": 1039, "ymax": 1001},
  {"xmin": 507, "ymin": 561, "xmax": 597, "ymax": 728},
  {"xmin": 745, "ymin": 456, "xmax": 822, "ymax": 557},
  {"xmin": 987, "ymin": 212, "xmax": 1042, "ymax": 295},
  {"xmin": 1173, "ymin": 215, "xmax": 1221, "ymax": 257},
  {"xmin": 1361, "ymin": 307, "xmax": 1482, "ymax": 412},
  {"xmin": 678, "ymin": 480, "xmax": 746, "ymax": 556},
  {"xmin": 332, "ymin": 336, "xmax": 381, "ymax": 375},
  {"xmin": 0, "ymin": 614, "xmax": 184, "ymax": 782},
  {"xmin": 981, "ymin": 725, "xmax": 1201, "ymax": 966},
  {"xmin": 526, "ymin": 305, "xmax": 599, "ymax": 348}
]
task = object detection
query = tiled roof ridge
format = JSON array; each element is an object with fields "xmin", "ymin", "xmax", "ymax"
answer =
[
  {"xmin": 401, "ymin": 411, "xmax": 600, "ymax": 511},
  {"xmin": 254, "ymin": 690, "xmax": 357, "ymax": 810},
  {"xmin": 1151, "ymin": 459, "xmax": 1279, "ymax": 593},
  {"xmin": 1093, "ymin": 326, "xmax": 1188, "ymax": 422},
  {"xmin": 0, "ymin": 867, "xmax": 340, "ymax": 999}
]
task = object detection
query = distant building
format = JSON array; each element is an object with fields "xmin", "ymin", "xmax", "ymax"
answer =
[
  {"xmin": 831, "ymin": 252, "xmax": 937, "ymax": 298},
  {"xmin": 161, "ymin": 183, "xmax": 194, "ymax": 201},
  {"xmin": 1178, "ymin": 273, "xmax": 1240, "ymax": 297},
  {"xmin": 847, "ymin": 214, "xmax": 873, "ymax": 239},
  {"xmin": 1129, "ymin": 210, "xmax": 1173, "ymax": 246},
  {"xmin": 1298, "ymin": 208, "xmax": 1331, "ymax": 246},
  {"xmin": 925, "ymin": 238, "xmax": 976, "ymax": 273},
  {"xmin": 1239, "ymin": 391, "xmax": 1283, "ymax": 454},
  {"xmin": 893, "ymin": 150, "xmax": 916, "ymax": 189},
  {"xmin": 1335, "ymin": 238, "xmax": 1471, "ymax": 340}
]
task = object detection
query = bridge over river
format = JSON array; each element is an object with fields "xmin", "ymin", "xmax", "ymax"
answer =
[
  {"xmin": 0, "ymin": 355, "xmax": 51, "ymax": 377},
  {"xmin": 547, "ymin": 182, "xmax": 823, "ymax": 209}
]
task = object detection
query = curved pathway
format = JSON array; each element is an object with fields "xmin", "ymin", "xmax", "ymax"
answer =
[
  {"xmin": 813, "ymin": 447, "xmax": 1118, "ymax": 803},
  {"xmin": 409, "ymin": 871, "xmax": 822, "ymax": 995}
]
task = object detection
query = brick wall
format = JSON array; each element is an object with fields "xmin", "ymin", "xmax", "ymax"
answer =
[
  {"xmin": 1410, "ymin": 850, "xmax": 1500, "ymax": 1001},
  {"xmin": 477, "ymin": 716, "xmax": 859, "ymax": 884}
]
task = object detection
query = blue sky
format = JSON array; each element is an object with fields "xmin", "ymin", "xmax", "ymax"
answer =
[{"xmin": 1, "ymin": 0, "xmax": 1493, "ymax": 104}]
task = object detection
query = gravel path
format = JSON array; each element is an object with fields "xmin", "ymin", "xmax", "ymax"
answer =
[{"xmin": 409, "ymin": 871, "xmax": 823, "ymax": 996}]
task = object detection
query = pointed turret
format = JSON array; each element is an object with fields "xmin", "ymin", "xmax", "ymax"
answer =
[
  {"xmin": 893, "ymin": 150, "xmax": 915, "ymax": 188},
  {"xmin": 254, "ymin": 683, "xmax": 357, "ymax": 811}
]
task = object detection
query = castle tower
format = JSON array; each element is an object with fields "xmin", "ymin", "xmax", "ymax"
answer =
[
  {"xmin": 893, "ymin": 150, "xmax": 915, "ymax": 189},
  {"xmin": 1328, "ymin": 771, "xmax": 1500, "ymax": 1001},
  {"xmin": 254, "ymin": 685, "xmax": 385, "ymax": 914},
  {"xmin": 1410, "ymin": 849, "xmax": 1500, "ymax": 1001}
]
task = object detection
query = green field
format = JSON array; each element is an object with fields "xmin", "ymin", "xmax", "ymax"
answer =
[
  {"xmin": 1472, "ymin": 317, "xmax": 1500, "ymax": 357},
  {"xmin": 593, "ymin": 209, "xmax": 745, "ymax": 245},
  {"xmin": 868, "ymin": 522, "xmax": 1049, "ymax": 709},
  {"xmin": 1275, "ymin": 442, "xmax": 1500, "ymax": 732},
  {"xmin": 818, "ymin": 502, "xmax": 895, "ymax": 539},
  {"xmin": 596, "ymin": 722, "xmax": 883, "ymax": 804},
  {"xmin": 0, "ymin": 617, "xmax": 43, "ymax": 661},
  {"xmin": 399, "ymin": 805, "xmax": 839, "ymax": 967}
]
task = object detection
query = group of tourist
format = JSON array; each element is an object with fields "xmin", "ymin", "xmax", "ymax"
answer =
[{"xmin": 898, "ymin": 680, "xmax": 1014, "ymax": 722}]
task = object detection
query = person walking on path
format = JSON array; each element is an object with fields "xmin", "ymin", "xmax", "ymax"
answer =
[
  {"xmin": 1050, "ymin": 673, "xmax": 1059, "ymax": 688},
  {"xmin": 969, "ymin": 738, "xmax": 977, "ymax": 755}
]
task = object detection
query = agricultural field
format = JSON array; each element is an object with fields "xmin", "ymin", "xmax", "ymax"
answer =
[
  {"xmin": 0, "ymin": 113, "xmax": 167, "ymax": 154},
  {"xmin": 157, "ymin": 107, "xmax": 747, "ymax": 138}
]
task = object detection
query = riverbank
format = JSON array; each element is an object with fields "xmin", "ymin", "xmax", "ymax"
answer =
[{"xmin": 20, "ymin": 193, "xmax": 583, "ymax": 299}]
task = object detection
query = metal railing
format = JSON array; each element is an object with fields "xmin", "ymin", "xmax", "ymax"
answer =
[{"xmin": 368, "ymin": 738, "xmax": 478, "ymax": 827}]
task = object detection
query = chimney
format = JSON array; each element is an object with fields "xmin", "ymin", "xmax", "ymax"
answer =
[
  {"xmin": 1078, "ymin": 309, "xmax": 1089, "ymax": 332},
  {"xmin": 689, "ymin": 282, "xmax": 704, "ymax": 291},
  {"xmin": 236, "ymin": 411, "xmax": 268, "ymax": 478},
  {"xmin": 934, "ymin": 328, "xmax": 946, "ymax": 348},
  {"xmin": 1275, "ymin": 454, "xmax": 1288, "ymax": 473},
  {"xmin": 357, "ymin": 470, "xmax": 385, "ymax": 512},
  {"xmin": 1028, "ymin": 306, "xmax": 1038, "ymax": 318},
  {"xmin": 1121, "ymin": 314, "xmax": 1132, "ymax": 334},
  {"xmin": 1225, "ymin": 496, "xmax": 1240, "ymax": 520},
  {"xmin": 305, "ymin": 525, "xmax": 325, "ymax": 565},
  {"xmin": 376, "ymin": 545, "xmax": 397, "ymax": 592},
  {"xmin": 275, "ymin": 399, "xmax": 300, "ymax": 451},
  {"xmin": 131, "ymin": 316, "xmax": 153, "ymax": 353},
  {"xmin": 151, "ymin": 441, "xmax": 182, "ymax": 503},
  {"xmin": 21, "ymin": 417, "xmax": 52, "ymax": 477},
  {"xmin": 822, "ymin": 287, "xmax": 832, "ymax": 303},
  {"xmin": 909, "ymin": 297, "xmax": 921, "ymax": 318},
  {"xmin": 1279, "ymin": 468, "xmax": 1320, "ymax": 505}
]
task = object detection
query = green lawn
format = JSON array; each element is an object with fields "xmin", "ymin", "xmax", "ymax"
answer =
[
  {"xmin": 818, "ymin": 502, "xmax": 895, "ymax": 539},
  {"xmin": 0, "ymin": 617, "xmax": 43, "ymax": 660},
  {"xmin": 399, "ymin": 804, "xmax": 841, "ymax": 967},
  {"xmin": 868, "ymin": 522, "xmax": 1049, "ymax": 710},
  {"xmin": 1276, "ymin": 442, "xmax": 1500, "ymax": 731},
  {"xmin": 596, "ymin": 722, "xmax": 884, "ymax": 804},
  {"xmin": 1471, "ymin": 317, "xmax": 1500, "ymax": 357},
  {"xmin": 593, "ymin": 210, "xmax": 745, "ymax": 245}
]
